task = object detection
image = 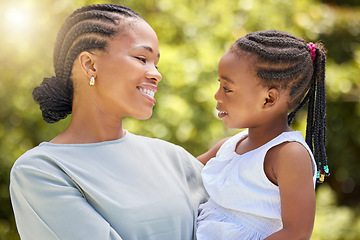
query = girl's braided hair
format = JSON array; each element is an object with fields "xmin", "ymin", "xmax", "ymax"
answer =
[
  {"xmin": 33, "ymin": 4, "xmax": 142, "ymax": 123},
  {"xmin": 233, "ymin": 30, "xmax": 329, "ymax": 183}
]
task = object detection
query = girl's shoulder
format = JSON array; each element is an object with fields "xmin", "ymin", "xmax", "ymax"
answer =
[
  {"xmin": 265, "ymin": 132, "xmax": 317, "ymax": 186},
  {"xmin": 267, "ymin": 140, "xmax": 312, "ymax": 164}
]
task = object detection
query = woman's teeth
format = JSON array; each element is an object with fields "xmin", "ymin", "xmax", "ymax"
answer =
[{"xmin": 139, "ymin": 88, "xmax": 155, "ymax": 98}]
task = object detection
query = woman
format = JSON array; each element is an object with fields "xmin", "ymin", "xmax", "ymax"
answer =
[{"xmin": 10, "ymin": 4, "xmax": 207, "ymax": 240}]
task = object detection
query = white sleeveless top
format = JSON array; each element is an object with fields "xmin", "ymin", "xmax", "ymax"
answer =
[{"xmin": 197, "ymin": 129, "xmax": 317, "ymax": 240}]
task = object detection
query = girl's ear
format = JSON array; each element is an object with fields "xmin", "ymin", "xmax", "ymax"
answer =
[
  {"xmin": 78, "ymin": 51, "xmax": 97, "ymax": 78},
  {"xmin": 263, "ymin": 88, "xmax": 279, "ymax": 108}
]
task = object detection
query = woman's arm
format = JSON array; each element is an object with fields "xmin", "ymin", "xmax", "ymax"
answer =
[
  {"xmin": 264, "ymin": 142, "xmax": 316, "ymax": 240},
  {"xmin": 10, "ymin": 160, "xmax": 123, "ymax": 240},
  {"xmin": 197, "ymin": 137, "xmax": 230, "ymax": 165}
]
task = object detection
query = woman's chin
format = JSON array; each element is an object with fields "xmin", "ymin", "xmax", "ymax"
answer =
[{"xmin": 133, "ymin": 110, "xmax": 153, "ymax": 120}]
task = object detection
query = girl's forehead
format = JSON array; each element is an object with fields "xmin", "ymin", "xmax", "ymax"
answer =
[
  {"xmin": 219, "ymin": 50, "xmax": 251, "ymax": 71},
  {"xmin": 218, "ymin": 50, "xmax": 263, "ymax": 86}
]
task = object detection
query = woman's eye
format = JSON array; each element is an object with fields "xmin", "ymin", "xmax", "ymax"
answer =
[{"xmin": 135, "ymin": 57, "xmax": 146, "ymax": 64}]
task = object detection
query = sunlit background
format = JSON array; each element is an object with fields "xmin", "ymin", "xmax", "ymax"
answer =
[{"xmin": 0, "ymin": 0, "xmax": 359, "ymax": 239}]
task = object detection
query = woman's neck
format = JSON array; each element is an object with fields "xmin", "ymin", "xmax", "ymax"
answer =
[{"xmin": 50, "ymin": 106, "xmax": 126, "ymax": 144}]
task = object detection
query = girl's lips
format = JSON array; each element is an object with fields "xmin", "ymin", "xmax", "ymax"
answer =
[
  {"xmin": 216, "ymin": 105, "xmax": 228, "ymax": 118},
  {"xmin": 218, "ymin": 110, "xmax": 228, "ymax": 118}
]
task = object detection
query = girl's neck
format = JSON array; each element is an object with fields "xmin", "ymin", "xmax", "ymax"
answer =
[
  {"xmin": 236, "ymin": 120, "xmax": 291, "ymax": 155},
  {"xmin": 248, "ymin": 124, "xmax": 291, "ymax": 142}
]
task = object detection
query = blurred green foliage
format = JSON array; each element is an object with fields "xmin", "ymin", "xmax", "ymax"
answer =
[{"xmin": 0, "ymin": 0, "xmax": 359, "ymax": 239}]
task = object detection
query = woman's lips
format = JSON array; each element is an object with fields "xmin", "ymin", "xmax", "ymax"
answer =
[{"xmin": 137, "ymin": 84, "xmax": 158, "ymax": 105}]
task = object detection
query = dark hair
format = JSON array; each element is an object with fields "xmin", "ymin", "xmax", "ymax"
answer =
[
  {"xmin": 233, "ymin": 30, "xmax": 329, "ymax": 184},
  {"xmin": 33, "ymin": 4, "xmax": 142, "ymax": 123}
]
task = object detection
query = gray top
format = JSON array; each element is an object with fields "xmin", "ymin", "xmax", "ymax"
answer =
[{"xmin": 10, "ymin": 131, "xmax": 208, "ymax": 240}]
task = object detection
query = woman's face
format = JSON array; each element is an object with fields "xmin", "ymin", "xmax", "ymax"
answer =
[{"xmin": 93, "ymin": 19, "xmax": 162, "ymax": 120}]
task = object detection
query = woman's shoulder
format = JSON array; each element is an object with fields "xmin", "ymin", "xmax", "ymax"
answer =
[
  {"xmin": 10, "ymin": 144, "xmax": 66, "ymax": 183},
  {"xmin": 13, "ymin": 144, "xmax": 49, "ymax": 165},
  {"xmin": 13, "ymin": 142, "xmax": 60, "ymax": 167}
]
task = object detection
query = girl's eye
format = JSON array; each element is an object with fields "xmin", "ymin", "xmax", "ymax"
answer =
[
  {"xmin": 135, "ymin": 57, "xmax": 146, "ymax": 64},
  {"xmin": 218, "ymin": 79, "xmax": 232, "ymax": 93},
  {"xmin": 223, "ymin": 86, "xmax": 232, "ymax": 93}
]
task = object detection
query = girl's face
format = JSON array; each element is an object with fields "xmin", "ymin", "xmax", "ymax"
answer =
[
  {"xmin": 215, "ymin": 50, "xmax": 268, "ymax": 129},
  {"xmin": 92, "ymin": 19, "xmax": 162, "ymax": 120}
]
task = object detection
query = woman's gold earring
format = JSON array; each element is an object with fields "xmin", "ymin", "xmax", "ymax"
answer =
[{"xmin": 89, "ymin": 76, "xmax": 95, "ymax": 86}]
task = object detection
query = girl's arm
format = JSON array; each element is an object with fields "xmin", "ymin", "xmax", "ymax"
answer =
[
  {"xmin": 197, "ymin": 137, "xmax": 230, "ymax": 165},
  {"xmin": 264, "ymin": 142, "xmax": 316, "ymax": 240}
]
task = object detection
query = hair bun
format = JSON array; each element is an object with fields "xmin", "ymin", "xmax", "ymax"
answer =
[{"xmin": 32, "ymin": 76, "xmax": 73, "ymax": 123}]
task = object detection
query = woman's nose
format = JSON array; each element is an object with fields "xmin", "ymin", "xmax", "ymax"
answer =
[{"xmin": 146, "ymin": 66, "xmax": 162, "ymax": 82}]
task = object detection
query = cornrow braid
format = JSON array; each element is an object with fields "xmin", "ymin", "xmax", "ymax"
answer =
[
  {"xmin": 233, "ymin": 30, "xmax": 329, "ymax": 184},
  {"xmin": 33, "ymin": 4, "xmax": 142, "ymax": 123}
]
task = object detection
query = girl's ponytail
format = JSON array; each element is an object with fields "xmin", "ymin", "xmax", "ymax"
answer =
[{"xmin": 305, "ymin": 43, "xmax": 329, "ymax": 183}]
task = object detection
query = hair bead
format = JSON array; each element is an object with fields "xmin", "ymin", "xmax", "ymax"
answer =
[{"xmin": 307, "ymin": 42, "xmax": 317, "ymax": 61}]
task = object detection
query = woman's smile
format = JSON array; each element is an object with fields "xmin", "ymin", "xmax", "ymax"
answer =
[{"xmin": 137, "ymin": 83, "xmax": 158, "ymax": 105}]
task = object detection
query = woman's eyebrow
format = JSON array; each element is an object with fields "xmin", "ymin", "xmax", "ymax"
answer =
[{"xmin": 135, "ymin": 45, "xmax": 160, "ymax": 58}]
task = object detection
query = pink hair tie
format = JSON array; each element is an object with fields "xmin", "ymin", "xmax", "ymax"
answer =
[{"xmin": 307, "ymin": 42, "xmax": 316, "ymax": 61}]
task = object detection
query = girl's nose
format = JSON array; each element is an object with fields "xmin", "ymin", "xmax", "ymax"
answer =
[{"xmin": 214, "ymin": 87, "xmax": 222, "ymax": 102}]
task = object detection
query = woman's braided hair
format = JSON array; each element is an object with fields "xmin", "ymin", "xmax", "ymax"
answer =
[
  {"xmin": 233, "ymin": 30, "xmax": 329, "ymax": 183},
  {"xmin": 33, "ymin": 4, "xmax": 142, "ymax": 123}
]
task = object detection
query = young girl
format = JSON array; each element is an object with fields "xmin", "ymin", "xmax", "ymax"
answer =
[{"xmin": 197, "ymin": 30, "xmax": 329, "ymax": 239}]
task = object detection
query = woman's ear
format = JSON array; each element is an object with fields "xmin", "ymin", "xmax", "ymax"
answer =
[
  {"xmin": 263, "ymin": 88, "xmax": 279, "ymax": 108},
  {"xmin": 78, "ymin": 51, "xmax": 97, "ymax": 78}
]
